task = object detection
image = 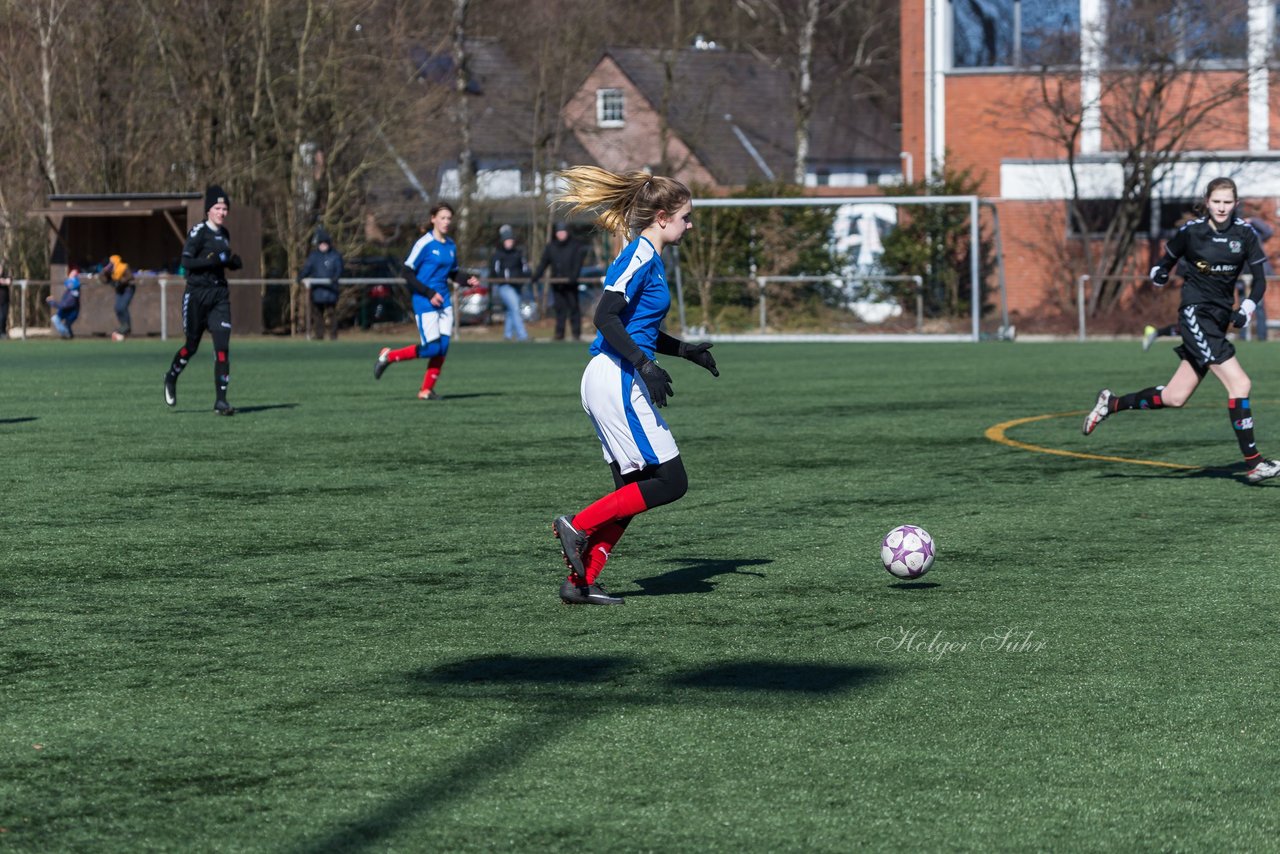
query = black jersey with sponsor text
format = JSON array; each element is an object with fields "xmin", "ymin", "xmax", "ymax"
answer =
[
  {"xmin": 181, "ymin": 222, "xmax": 235, "ymax": 290},
  {"xmin": 1165, "ymin": 216, "xmax": 1265, "ymax": 310}
]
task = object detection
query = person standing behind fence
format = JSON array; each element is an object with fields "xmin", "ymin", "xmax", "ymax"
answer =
[
  {"xmin": 1243, "ymin": 210, "xmax": 1273, "ymax": 342},
  {"xmin": 299, "ymin": 227, "xmax": 344, "ymax": 341},
  {"xmin": 372, "ymin": 203, "xmax": 480, "ymax": 400},
  {"xmin": 100, "ymin": 254, "xmax": 136, "ymax": 341},
  {"xmin": 163, "ymin": 185, "xmax": 242, "ymax": 415},
  {"xmin": 531, "ymin": 221, "xmax": 587, "ymax": 341},
  {"xmin": 47, "ymin": 268, "xmax": 82, "ymax": 339},
  {"xmin": 1083, "ymin": 177, "xmax": 1280, "ymax": 483},
  {"xmin": 489, "ymin": 224, "xmax": 529, "ymax": 342},
  {"xmin": 0, "ymin": 259, "xmax": 11, "ymax": 340}
]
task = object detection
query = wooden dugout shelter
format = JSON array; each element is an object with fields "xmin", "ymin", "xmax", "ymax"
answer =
[{"xmin": 30, "ymin": 193, "xmax": 263, "ymax": 337}]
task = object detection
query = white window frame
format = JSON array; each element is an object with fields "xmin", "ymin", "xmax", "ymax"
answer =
[{"xmin": 596, "ymin": 89, "xmax": 625, "ymax": 128}]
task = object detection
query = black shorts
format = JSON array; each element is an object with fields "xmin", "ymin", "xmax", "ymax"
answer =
[
  {"xmin": 1174, "ymin": 303, "xmax": 1234, "ymax": 376},
  {"xmin": 182, "ymin": 286, "xmax": 231, "ymax": 339}
]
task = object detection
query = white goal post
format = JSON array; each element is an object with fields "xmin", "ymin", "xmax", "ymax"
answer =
[{"xmin": 680, "ymin": 195, "xmax": 998, "ymax": 341}]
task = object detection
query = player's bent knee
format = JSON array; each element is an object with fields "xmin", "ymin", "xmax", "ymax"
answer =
[{"xmin": 638, "ymin": 457, "xmax": 688, "ymax": 508}]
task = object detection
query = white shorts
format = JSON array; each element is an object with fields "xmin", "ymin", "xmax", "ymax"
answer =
[
  {"xmin": 416, "ymin": 306, "xmax": 454, "ymax": 346},
  {"xmin": 580, "ymin": 353, "xmax": 679, "ymax": 474}
]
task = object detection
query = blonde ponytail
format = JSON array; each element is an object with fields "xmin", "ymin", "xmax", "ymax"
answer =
[{"xmin": 554, "ymin": 166, "xmax": 690, "ymax": 241}]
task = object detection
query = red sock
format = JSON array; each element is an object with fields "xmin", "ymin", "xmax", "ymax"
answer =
[
  {"xmin": 583, "ymin": 521, "xmax": 627, "ymax": 584},
  {"xmin": 573, "ymin": 483, "xmax": 647, "ymax": 536},
  {"xmin": 422, "ymin": 355, "xmax": 445, "ymax": 391},
  {"xmin": 388, "ymin": 345, "xmax": 417, "ymax": 362}
]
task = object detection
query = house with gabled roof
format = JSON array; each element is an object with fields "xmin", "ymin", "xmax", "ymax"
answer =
[{"xmin": 561, "ymin": 45, "xmax": 900, "ymax": 193}]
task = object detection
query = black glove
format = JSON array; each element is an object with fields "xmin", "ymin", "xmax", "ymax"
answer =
[
  {"xmin": 226, "ymin": 254, "xmax": 243, "ymax": 271},
  {"xmin": 678, "ymin": 341, "xmax": 719, "ymax": 377},
  {"xmin": 636, "ymin": 358, "xmax": 673, "ymax": 407},
  {"xmin": 1149, "ymin": 265, "xmax": 1169, "ymax": 287}
]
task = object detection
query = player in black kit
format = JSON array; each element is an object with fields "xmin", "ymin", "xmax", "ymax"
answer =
[
  {"xmin": 1083, "ymin": 177, "xmax": 1280, "ymax": 483},
  {"xmin": 164, "ymin": 185, "xmax": 243, "ymax": 415}
]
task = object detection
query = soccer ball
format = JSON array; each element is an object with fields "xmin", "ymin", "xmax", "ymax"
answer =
[{"xmin": 880, "ymin": 525, "xmax": 935, "ymax": 579}]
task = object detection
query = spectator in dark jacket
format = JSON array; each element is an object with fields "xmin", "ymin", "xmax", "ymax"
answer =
[
  {"xmin": 531, "ymin": 221, "xmax": 588, "ymax": 341},
  {"xmin": 100, "ymin": 254, "xmax": 136, "ymax": 341},
  {"xmin": 489, "ymin": 224, "xmax": 530, "ymax": 341},
  {"xmin": 0, "ymin": 259, "xmax": 12, "ymax": 340},
  {"xmin": 299, "ymin": 227, "xmax": 344, "ymax": 340}
]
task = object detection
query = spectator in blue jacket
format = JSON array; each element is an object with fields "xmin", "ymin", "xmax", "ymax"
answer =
[{"xmin": 47, "ymin": 268, "xmax": 82, "ymax": 339}]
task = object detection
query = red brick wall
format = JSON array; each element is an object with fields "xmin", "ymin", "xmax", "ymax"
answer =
[
  {"xmin": 899, "ymin": 0, "xmax": 1267, "ymax": 329},
  {"xmin": 563, "ymin": 58, "xmax": 716, "ymax": 187},
  {"xmin": 899, "ymin": 0, "xmax": 926, "ymax": 185}
]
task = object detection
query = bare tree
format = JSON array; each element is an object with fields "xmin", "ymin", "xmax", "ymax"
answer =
[
  {"xmin": 1027, "ymin": 0, "xmax": 1255, "ymax": 314},
  {"xmin": 733, "ymin": 0, "xmax": 897, "ymax": 185}
]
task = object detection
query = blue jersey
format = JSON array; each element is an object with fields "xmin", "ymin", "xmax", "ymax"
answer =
[
  {"xmin": 405, "ymin": 231, "xmax": 458, "ymax": 312},
  {"xmin": 589, "ymin": 236, "xmax": 671, "ymax": 359}
]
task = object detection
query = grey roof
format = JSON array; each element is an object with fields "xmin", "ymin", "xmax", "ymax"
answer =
[
  {"xmin": 604, "ymin": 47, "xmax": 898, "ymax": 185},
  {"xmin": 454, "ymin": 38, "xmax": 592, "ymax": 167}
]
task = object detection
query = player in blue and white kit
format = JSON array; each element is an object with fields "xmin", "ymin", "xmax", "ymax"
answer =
[
  {"xmin": 373, "ymin": 203, "xmax": 480, "ymax": 399},
  {"xmin": 1084, "ymin": 177, "xmax": 1280, "ymax": 483},
  {"xmin": 549, "ymin": 167, "xmax": 720, "ymax": 605}
]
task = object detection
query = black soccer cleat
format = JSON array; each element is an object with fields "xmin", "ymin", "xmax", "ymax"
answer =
[
  {"xmin": 213, "ymin": 400, "xmax": 236, "ymax": 416},
  {"xmin": 373, "ymin": 347, "xmax": 391, "ymax": 380},
  {"xmin": 553, "ymin": 515, "xmax": 589, "ymax": 577},
  {"xmin": 559, "ymin": 578, "xmax": 624, "ymax": 605},
  {"xmin": 163, "ymin": 374, "xmax": 177, "ymax": 407}
]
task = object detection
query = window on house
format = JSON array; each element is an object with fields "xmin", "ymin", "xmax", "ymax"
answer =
[
  {"xmin": 596, "ymin": 89, "xmax": 625, "ymax": 128},
  {"xmin": 952, "ymin": 0, "xmax": 1081, "ymax": 68},
  {"xmin": 1108, "ymin": 0, "xmax": 1247, "ymax": 65}
]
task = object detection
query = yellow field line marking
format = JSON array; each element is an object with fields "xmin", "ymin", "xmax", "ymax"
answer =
[{"xmin": 984, "ymin": 412, "xmax": 1202, "ymax": 470}]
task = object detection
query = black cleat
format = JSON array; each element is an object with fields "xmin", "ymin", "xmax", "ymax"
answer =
[
  {"xmin": 373, "ymin": 347, "xmax": 391, "ymax": 380},
  {"xmin": 553, "ymin": 515, "xmax": 588, "ymax": 576},
  {"xmin": 559, "ymin": 579, "xmax": 624, "ymax": 605},
  {"xmin": 417, "ymin": 389, "xmax": 440, "ymax": 400},
  {"xmin": 164, "ymin": 374, "xmax": 177, "ymax": 407},
  {"xmin": 214, "ymin": 400, "xmax": 236, "ymax": 416}
]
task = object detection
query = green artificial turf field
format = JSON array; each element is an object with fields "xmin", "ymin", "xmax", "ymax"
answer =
[{"xmin": 2, "ymin": 336, "xmax": 1278, "ymax": 851}]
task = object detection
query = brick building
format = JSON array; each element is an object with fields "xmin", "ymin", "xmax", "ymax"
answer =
[{"xmin": 901, "ymin": 0, "xmax": 1280, "ymax": 331}]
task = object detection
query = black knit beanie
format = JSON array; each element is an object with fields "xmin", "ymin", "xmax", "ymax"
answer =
[{"xmin": 205, "ymin": 185, "xmax": 230, "ymax": 212}]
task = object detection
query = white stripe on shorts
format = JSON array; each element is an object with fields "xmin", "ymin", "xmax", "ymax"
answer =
[
  {"xmin": 417, "ymin": 306, "xmax": 454, "ymax": 346},
  {"xmin": 580, "ymin": 352, "xmax": 679, "ymax": 474}
]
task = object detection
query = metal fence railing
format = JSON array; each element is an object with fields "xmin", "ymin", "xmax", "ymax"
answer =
[{"xmin": 1075, "ymin": 273, "xmax": 1274, "ymax": 341}]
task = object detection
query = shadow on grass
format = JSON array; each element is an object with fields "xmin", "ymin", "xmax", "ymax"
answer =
[
  {"xmin": 297, "ymin": 653, "xmax": 887, "ymax": 852},
  {"xmin": 1095, "ymin": 465, "xmax": 1244, "ymax": 482},
  {"xmin": 0, "ymin": 416, "xmax": 37, "ymax": 424},
  {"xmin": 426, "ymin": 392, "xmax": 505, "ymax": 401},
  {"xmin": 889, "ymin": 581, "xmax": 941, "ymax": 590},
  {"xmin": 232, "ymin": 403, "xmax": 300, "ymax": 414},
  {"xmin": 170, "ymin": 403, "xmax": 299, "ymax": 415},
  {"xmin": 624, "ymin": 557, "xmax": 771, "ymax": 597}
]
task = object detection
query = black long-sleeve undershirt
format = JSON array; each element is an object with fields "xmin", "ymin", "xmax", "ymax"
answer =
[{"xmin": 594, "ymin": 290, "xmax": 684, "ymax": 365}]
